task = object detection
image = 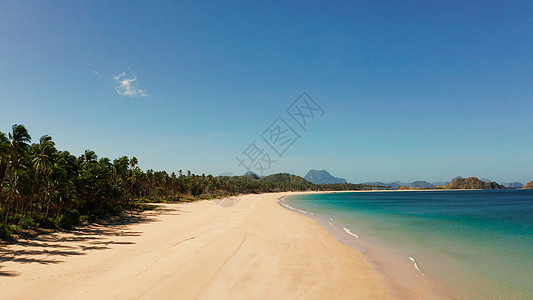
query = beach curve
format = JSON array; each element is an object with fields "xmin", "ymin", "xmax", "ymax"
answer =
[{"xmin": 0, "ymin": 192, "xmax": 389, "ymax": 300}]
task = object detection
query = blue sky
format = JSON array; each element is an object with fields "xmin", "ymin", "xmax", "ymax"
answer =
[{"xmin": 1, "ymin": 1, "xmax": 532, "ymax": 183}]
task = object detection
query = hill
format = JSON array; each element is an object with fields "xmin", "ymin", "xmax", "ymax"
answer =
[
  {"xmin": 304, "ymin": 169, "xmax": 347, "ymax": 184},
  {"xmin": 260, "ymin": 173, "xmax": 311, "ymax": 185},
  {"xmin": 409, "ymin": 181, "xmax": 435, "ymax": 188},
  {"xmin": 244, "ymin": 171, "xmax": 262, "ymax": 178},
  {"xmin": 443, "ymin": 177, "xmax": 506, "ymax": 190},
  {"xmin": 217, "ymin": 172, "xmax": 381, "ymax": 193},
  {"xmin": 523, "ymin": 181, "xmax": 533, "ymax": 189}
]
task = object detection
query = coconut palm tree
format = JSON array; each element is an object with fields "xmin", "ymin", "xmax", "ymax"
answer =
[
  {"xmin": 1, "ymin": 125, "xmax": 31, "ymax": 219},
  {"xmin": 6, "ymin": 124, "xmax": 31, "ymax": 170},
  {"xmin": 129, "ymin": 157, "xmax": 138, "ymax": 170},
  {"xmin": 33, "ymin": 135, "xmax": 55, "ymax": 177},
  {"xmin": 0, "ymin": 131, "xmax": 9, "ymax": 185},
  {"xmin": 2, "ymin": 171, "xmax": 22, "ymax": 223},
  {"xmin": 80, "ymin": 150, "xmax": 97, "ymax": 169},
  {"xmin": 31, "ymin": 135, "xmax": 56, "ymax": 214},
  {"xmin": 44, "ymin": 178, "xmax": 59, "ymax": 218}
]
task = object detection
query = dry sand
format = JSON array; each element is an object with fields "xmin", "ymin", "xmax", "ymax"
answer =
[{"xmin": 0, "ymin": 192, "xmax": 389, "ymax": 299}]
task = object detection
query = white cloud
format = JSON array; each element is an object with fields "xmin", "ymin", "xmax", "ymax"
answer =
[{"xmin": 113, "ymin": 72, "xmax": 147, "ymax": 97}]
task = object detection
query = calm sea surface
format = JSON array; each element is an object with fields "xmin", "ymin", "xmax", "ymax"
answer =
[{"xmin": 285, "ymin": 190, "xmax": 533, "ymax": 299}]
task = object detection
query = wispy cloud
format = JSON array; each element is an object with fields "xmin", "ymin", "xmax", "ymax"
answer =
[{"xmin": 113, "ymin": 72, "xmax": 147, "ymax": 97}]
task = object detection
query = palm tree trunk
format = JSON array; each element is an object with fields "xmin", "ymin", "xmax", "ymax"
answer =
[
  {"xmin": 45, "ymin": 196, "xmax": 51, "ymax": 219},
  {"xmin": 4, "ymin": 196, "xmax": 11, "ymax": 224}
]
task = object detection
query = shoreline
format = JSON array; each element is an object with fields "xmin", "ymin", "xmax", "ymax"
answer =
[
  {"xmin": 280, "ymin": 192, "xmax": 455, "ymax": 300},
  {"xmin": 0, "ymin": 192, "xmax": 390, "ymax": 299},
  {"xmin": 284, "ymin": 189, "xmax": 533, "ymax": 299}
]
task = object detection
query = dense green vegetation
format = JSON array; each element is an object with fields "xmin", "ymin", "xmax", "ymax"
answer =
[
  {"xmin": 397, "ymin": 185, "xmax": 426, "ymax": 190},
  {"xmin": 523, "ymin": 181, "xmax": 533, "ymax": 189},
  {"xmin": 442, "ymin": 177, "xmax": 507, "ymax": 190},
  {"xmin": 0, "ymin": 124, "xmax": 378, "ymax": 239}
]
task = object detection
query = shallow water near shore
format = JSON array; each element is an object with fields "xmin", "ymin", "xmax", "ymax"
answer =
[{"xmin": 284, "ymin": 190, "xmax": 533, "ymax": 300}]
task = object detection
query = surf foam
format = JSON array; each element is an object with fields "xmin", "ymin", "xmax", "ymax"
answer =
[{"xmin": 343, "ymin": 227, "xmax": 359, "ymax": 239}]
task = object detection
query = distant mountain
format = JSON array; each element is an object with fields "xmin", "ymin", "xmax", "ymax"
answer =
[
  {"xmin": 304, "ymin": 169, "xmax": 347, "ymax": 184},
  {"xmin": 363, "ymin": 180, "xmax": 434, "ymax": 189},
  {"xmin": 523, "ymin": 181, "xmax": 533, "ymax": 189},
  {"xmin": 261, "ymin": 173, "xmax": 312, "ymax": 185},
  {"xmin": 433, "ymin": 176, "xmax": 480, "ymax": 187},
  {"xmin": 502, "ymin": 182, "xmax": 524, "ymax": 188},
  {"xmin": 408, "ymin": 181, "xmax": 435, "ymax": 188},
  {"xmin": 444, "ymin": 177, "xmax": 506, "ymax": 190}
]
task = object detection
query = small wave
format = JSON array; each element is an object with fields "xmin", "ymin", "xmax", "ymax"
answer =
[
  {"xmin": 279, "ymin": 202, "xmax": 310, "ymax": 215},
  {"xmin": 279, "ymin": 201, "xmax": 314, "ymax": 216},
  {"xmin": 343, "ymin": 227, "xmax": 359, "ymax": 239},
  {"xmin": 280, "ymin": 202, "xmax": 294, "ymax": 209},
  {"xmin": 409, "ymin": 255, "xmax": 425, "ymax": 277}
]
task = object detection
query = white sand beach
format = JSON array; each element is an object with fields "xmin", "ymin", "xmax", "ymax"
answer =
[{"xmin": 0, "ymin": 192, "xmax": 389, "ymax": 299}]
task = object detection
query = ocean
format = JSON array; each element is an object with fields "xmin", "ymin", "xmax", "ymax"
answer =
[{"xmin": 283, "ymin": 190, "xmax": 533, "ymax": 299}]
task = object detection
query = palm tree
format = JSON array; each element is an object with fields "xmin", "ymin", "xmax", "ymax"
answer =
[
  {"xmin": 2, "ymin": 171, "xmax": 22, "ymax": 223},
  {"xmin": 129, "ymin": 157, "xmax": 138, "ymax": 170},
  {"xmin": 33, "ymin": 135, "xmax": 55, "ymax": 177},
  {"xmin": 124, "ymin": 157, "xmax": 139, "ymax": 201},
  {"xmin": 44, "ymin": 178, "xmax": 59, "ymax": 218},
  {"xmin": 31, "ymin": 135, "xmax": 56, "ymax": 214},
  {"xmin": 0, "ymin": 132, "xmax": 9, "ymax": 185},
  {"xmin": 1, "ymin": 125, "xmax": 31, "ymax": 219},
  {"xmin": 3, "ymin": 124, "xmax": 31, "ymax": 180},
  {"xmin": 80, "ymin": 150, "xmax": 97, "ymax": 170}
]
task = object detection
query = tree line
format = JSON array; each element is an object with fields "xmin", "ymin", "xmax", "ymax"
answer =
[{"xmin": 0, "ymin": 124, "xmax": 375, "ymax": 239}]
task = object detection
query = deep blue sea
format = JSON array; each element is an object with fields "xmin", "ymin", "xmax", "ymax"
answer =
[{"xmin": 285, "ymin": 190, "xmax": 533, "ymax": 299}]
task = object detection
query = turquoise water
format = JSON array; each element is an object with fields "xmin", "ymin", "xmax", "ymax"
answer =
[{"xmin": 285, "ymin": 190, "xmax": 533, "ymax": 299}]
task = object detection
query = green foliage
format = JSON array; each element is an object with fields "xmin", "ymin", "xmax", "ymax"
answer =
[
  {"xmin": 523, "ymin": 181, "xmax": 533, "ymax": 189},
  {"xmin": 35, "ymin": 216, "xmax": 57, "ymax": 229},
  {"xmin": 0, "ymin": 223, "xmax": 11, "ymax": 240},
  {"xmin": 191, "ymin": 183, "xmax": 203, "ymax": 197},
  {"xmin": 260, "ymin": 173, "xmax": 309, "ymax": 185},
  {"xmin": 58, "ymin": 209, "xmax": 80, "ymax": 229},
  {"xmin": 0, "ymin": 123, "xmax": 378, "ymax": 240},
  {"xmin": 18, "ymin": 216, "xmax": 37, "ymax": 229},
  {"xmin": 445, "ymin": 177, "xmax": 507, "ymax": 190}
]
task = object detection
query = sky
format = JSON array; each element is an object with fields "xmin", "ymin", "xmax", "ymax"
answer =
[{"xmin": 1, "ymin": 1, "xmax": 532, "ymax": 183}]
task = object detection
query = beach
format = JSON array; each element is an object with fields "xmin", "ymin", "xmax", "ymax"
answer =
[
  {"xmin": 0, "ymin": 192, "xmax": 389, "ymax": 300},
  {"xmin": 285, "ymin": 190, "xmax": 533, "ymax": 299}
]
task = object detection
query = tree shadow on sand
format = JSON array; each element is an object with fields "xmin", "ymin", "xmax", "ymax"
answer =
[
  {"xmin": 0, "ymin": 205, "xmax": 184, "ymax": 277},
  {"xmin": 0, "ymin": 266, "xmax": 19, "ymax": 277}
]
